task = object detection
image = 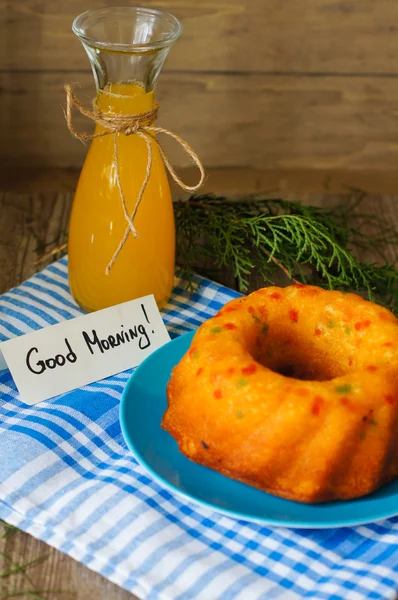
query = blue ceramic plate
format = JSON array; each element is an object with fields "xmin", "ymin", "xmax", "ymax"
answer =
[{"xmin": 120, "ymin": 331, "xmax": 398, "ymax": 528}]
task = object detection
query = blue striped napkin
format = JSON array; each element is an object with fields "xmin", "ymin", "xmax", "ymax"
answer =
[{"xmin": 1, "ymin": 257, "xmax": 398, "ymax": 600}]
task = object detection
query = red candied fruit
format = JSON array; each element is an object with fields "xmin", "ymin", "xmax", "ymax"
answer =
[
  {"xmin": 296, "ymin": 388, "xmax": 309, "ymax": 397},
  {"xmin": 258, "ymin": 306, "xmax": 267, "ymax": 318},
  {"xmin": 312, "ymin": 396, "xmax": 324, "ymax": 416},
  {"xmin": 379, "ymin": 312, "xmax": 391, "ymax": 321},
  {"xmin": 213, "ymin": 389, "xmax": 222, "ymax": 399},
  {"xmin": 227, "ymin": 367, "xmax": 235, "ymax": 375},
  {"xmin": 242, "ymin": 364, "xmax": 257, "ymax": 376},
  {"xmin": 270, "ymin": 292, "xmax": 281, "ymax": 300},
  {"xmin": 196, "ymin": 367, "xmax": 203, "ymax": 376},
  {"xmin": 189, "ymin": 347, "xmax": 197, "ymax": 357},
  {"xmin": 314, "ymin": 328, "xmax": 322, "ymax": 336},
  {"xmin": 383, "ymin": 341, "xmax": 393, "ymax": 347},
  {"xmin": 224, "ymin": 323, "xmax": 237, "ymax": 330},
  {"xmin": 340, "ymin": 397, "xmax": 356, "ymax": 412},
  {"xmin": 355, "ymin": 320, "xmax": 371, "ymax": 331},
  {"xmin": 386, "ymin": 395, "xmax": 395, "ymax": 405},
  {"xmin": 247, "ymin": 306, "xmax": 255, "ymax": 314},
  {"xmin": 289, "ymin": 309, "xmax": 299, "ymax": 323},
  {"xmin": 348, "ymin": 358, "xmax": 353, "ymax": 366},
  {"xmin": 294, "ymin": 284, "xmax": 306, "ymax": 289},
  {"xmin": 366, "ymin": 365, "xmax": 378, "ymax": 372},
  {"xmin": 223, "ymin": 305, "xmax": 238, "ymax": 313}
]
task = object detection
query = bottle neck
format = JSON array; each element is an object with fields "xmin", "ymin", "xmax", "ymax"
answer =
[
  {"xmin": 82, "ymin": 42, "xmax": 169, "ymax": 110},
  {"xmin": 97, "ymin": 83, "xmax": 156, "ymax": 115}
]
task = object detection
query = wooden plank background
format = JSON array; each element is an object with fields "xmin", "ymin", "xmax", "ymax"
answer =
[{"xmin": 1, "ymin": 0, "xmax": 398, "ymax": 170}]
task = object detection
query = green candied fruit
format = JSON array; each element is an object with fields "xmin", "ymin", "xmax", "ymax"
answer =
[
  {"xmin": 335, "ymin": 383, "xmax": 352, "ymax": 394},
  {"xmin": 252, "ymin": 314, "xmax": 261, "ymax": 323},
  {"xmin": 210, "ymin": 326, "xmax": 223, "ymax": 334},
  {"xmin": 326, "ymin": 320, "xmax": 336, "ymax": 329},
  {"xmin": 370, "ymin": 418, "xmax": 378, "ymax": 426},
  {"xmin": 345, "ymin": 327, "xmax": 351, "ymax": 335},
  {"xmin": 237, "ymin": 378, "xmax": 248, "ymax": 388},
  {"xmin": 192, "ymin": 350, "xmax": 199, "ymax": 359},
  {"xmin": 235, "ymin": 410, "xmax": 245, "ymax": 419},
  {"xmin": 261, "ymin": 324, "xmax": 269, "ymax": 335}
]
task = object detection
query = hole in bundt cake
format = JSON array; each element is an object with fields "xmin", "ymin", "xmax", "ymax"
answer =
[
  {"xmin": 255, "ymin": 325, "xmax": 350, "ymax": 382},
  {"xmin": 270, "ymin": 361, "xmax": 333, "ymax": 381}
]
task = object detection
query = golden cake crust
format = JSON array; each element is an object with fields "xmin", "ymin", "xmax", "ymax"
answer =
[{"xmin": 162, "ymin": 285, "xmax": 398, "ymax": 503}]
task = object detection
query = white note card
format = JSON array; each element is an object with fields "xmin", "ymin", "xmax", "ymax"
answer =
[{"xmin": 1, "ymin": 295, "xmax": 170, "ymax": 405}]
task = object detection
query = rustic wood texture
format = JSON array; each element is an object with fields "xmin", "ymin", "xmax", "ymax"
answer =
[
  {"xmin": 1, "ymin": 172, "xmax": 398, "ymax": 598},
  {"xmin": 4, "ymin": 166, "xmax": 398, "ymax": 195},
  {"xmin": 0, "ymin": 520, "xmax": 139, "ymax": 600},
  {"xmin": 2, "ymin": 0, "xmax": 398, "ymax": 170},
  {"xmin": 2, "ymin": 71, "xmax": 398, "ymax": 170},
  {"xmin": 0, "ymin": 192, "xmax": 70, "ymax": 293},
  {"xmin": 2, "ymin": 0, "xmax": 398, "ymax": 74}
]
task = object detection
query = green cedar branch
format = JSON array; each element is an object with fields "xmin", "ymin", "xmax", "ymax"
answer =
[{"xmin": 174, "ymin": 194, "xmax": 398, "ymax": 314}]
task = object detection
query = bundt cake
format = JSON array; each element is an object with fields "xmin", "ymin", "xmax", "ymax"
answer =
[{"xmin": 162, "ymin": 284, "xmax": 398, "ymax": 503}]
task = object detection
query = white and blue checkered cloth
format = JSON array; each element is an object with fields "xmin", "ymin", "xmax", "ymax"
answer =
[{"xmin": 1, "ymin": 257, "xmax": 398, "ymax": 600}]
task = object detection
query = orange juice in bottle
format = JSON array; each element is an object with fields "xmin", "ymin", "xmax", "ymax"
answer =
[{"xmin": 68, "ymin": 7, "xmax": 182, "ymax": 312}]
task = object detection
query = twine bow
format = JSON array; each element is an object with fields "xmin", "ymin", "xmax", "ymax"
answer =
[{"xmin": 64, "ymin": 84, "xmax": 205, "ymax": 275}]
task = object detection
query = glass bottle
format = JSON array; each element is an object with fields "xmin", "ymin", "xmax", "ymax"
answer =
[{"xmin": 68, "ymin": 7, "xmax": 182, "ymax": 312}]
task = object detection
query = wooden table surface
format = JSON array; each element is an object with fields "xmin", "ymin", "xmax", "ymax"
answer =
[{"xmin": 1, "ymin": 168, "xmax": 398, "ymax": 599}]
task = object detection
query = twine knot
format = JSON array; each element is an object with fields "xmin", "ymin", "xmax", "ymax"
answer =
[
  {"xmin": 64, "ymin": 84, "xmax": 204, "ymax": 275},
  {"xmin": 124, "ymin": 125, "xmax": 138, "ymax": 136}
]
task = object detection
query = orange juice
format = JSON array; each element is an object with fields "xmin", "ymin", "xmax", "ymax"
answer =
[{"xmin": 68, "ymin": 83, "xmax": 175, "ymax": 312}]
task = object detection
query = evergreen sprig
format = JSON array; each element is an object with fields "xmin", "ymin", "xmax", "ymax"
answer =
[{"xmin": 174, "ymin": 194, "xmax": 398, "ymax": 314}]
